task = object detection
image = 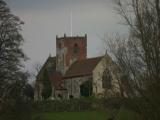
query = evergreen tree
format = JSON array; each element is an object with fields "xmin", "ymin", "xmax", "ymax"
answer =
[{"xmin": 41, "ymin": 69, "xmax": 52, "ymax": 100}]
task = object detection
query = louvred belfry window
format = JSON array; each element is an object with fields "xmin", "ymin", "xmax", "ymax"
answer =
[
  {"xmin": 73, "ymin": 43, "xmax": 80, "ymax": 55},
  {"xmin": 59, "ymin": 43, "xmax": 62, "ymax": 49}
]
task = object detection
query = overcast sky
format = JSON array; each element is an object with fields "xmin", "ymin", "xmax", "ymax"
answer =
[{"xmin": 6, "ymin": 0, "xmax": 127, "ymax": 73}]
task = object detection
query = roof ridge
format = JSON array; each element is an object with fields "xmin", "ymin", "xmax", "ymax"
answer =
[
  {"xmin": 76, "ymin": 56, "xmax": 103, "ymax": 62},
  {"xmin": 64, "ymin": 56, "xmax": 103, "ymax": 78},
  {"xmin": 69, "ymin": 56, "xmax": 103, "ymax": 67}
]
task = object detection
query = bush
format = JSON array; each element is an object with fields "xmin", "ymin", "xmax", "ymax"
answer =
[{"xmin": 32, "ymin": 98, "xmax": 124, "ymax": 113}]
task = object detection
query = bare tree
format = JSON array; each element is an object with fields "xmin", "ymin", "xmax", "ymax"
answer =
[
  {"xmin": 104, "ymin": 0, "xmax": 160, "ymax": 119},
  {"xmin": 31, "ymin": 62, "xmax": 42, "ymax": 80},
  {"xmin": 114, "ymin": 0, "xmax": 160, "ymax": 81}
]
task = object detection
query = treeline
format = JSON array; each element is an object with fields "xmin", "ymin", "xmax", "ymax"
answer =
[{"xmin": 0, "ymin": 0, "xmax": 33, "ymax": 120}]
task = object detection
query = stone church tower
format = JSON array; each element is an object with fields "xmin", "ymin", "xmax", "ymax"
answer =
[{"xmin": 56, "ymin": 34, "xmax": 87, "ymax": 75}]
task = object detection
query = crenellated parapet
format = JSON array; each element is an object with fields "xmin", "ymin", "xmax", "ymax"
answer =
[{"xmin": 56, "ymin": 34, "xmax": 87, "ymax": 75}]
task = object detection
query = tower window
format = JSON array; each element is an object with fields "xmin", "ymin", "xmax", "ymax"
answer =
[{"xmin": 73, "ymin": 43, "xmax": 79, "ymax": 54}]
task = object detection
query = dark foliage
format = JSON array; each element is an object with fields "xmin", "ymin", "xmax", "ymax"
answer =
[
  {"xmin": 24, "ymin": 83, "xmax": 34, "ymax": 100},
  {"xmin": 0, "ymin": 0, "xmax": 31, "ymax": 119},
  {"xmin": 80, "ymin": 79, "xmax": 92, "ymax": 97},
  {"xmin": 41, "ymin": 69, "xmax": 52, "ymax": 100},
  {"xmin": 32, "ymin": 98, "xmax": 124, "ymax": 113}
]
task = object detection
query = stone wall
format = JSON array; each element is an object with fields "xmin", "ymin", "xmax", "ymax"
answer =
[
  {"xmin": 64, "ymin": 76, "xmax": 92, "ymax": 99},
  {"xmin": 92, "ymin": 56, "xmax": 120, "ymax": 98}
]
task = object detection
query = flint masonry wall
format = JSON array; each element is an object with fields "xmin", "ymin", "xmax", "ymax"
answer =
[{"xmin": 64, "ymin": 76, "xmax": 92, "ymax": 98}]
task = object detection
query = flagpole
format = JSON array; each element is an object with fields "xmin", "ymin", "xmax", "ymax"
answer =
[{"xmin": 70, "ymin": 11, "xmax": 72, "ymax": 36}]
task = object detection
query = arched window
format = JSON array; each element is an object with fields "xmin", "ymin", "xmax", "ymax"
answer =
[
  {"xmin": 102, "ymin": 68, "xmax": 112, "ymax": 89},
  {"xmin": 73, "ymin": 43, "xmax": 79, "ymax": 55}
]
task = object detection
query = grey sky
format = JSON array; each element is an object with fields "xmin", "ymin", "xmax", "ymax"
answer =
[{"xmin": 6, "ymin": 0, "xmax": 126, "ymax": 73}]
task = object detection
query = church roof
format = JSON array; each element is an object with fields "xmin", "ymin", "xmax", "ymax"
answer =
[
  {"xmin": 64, "ymin": 56, "xmax": 103, "ymax": 78},
  {"xmin": 36, "ymin": 56, "xmax": 56, "ymax": 81}
]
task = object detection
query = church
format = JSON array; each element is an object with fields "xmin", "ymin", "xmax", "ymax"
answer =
[{"xmin": 34, "ymin": 34, "xmax": 120, "ymax": 100}]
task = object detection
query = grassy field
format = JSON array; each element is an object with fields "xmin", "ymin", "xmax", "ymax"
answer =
[
  {"xmin": 32, "ymin": 109, "xmax": 137, "ymax": 120},
  {"xmin": 117, "ymin": 108, "xmax": 137, "ymax": 120},
  {"xmin": 33, "ymin": 111, "xmax": 108, "ymax": 120}
]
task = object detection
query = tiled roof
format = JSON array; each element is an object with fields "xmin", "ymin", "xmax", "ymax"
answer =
[{"xmin": 64, "ymin": 57, "xmax": 103, "ymax": 78}]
